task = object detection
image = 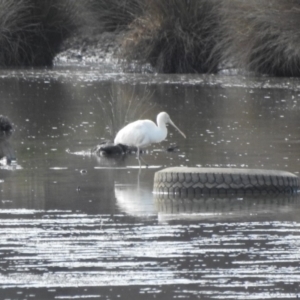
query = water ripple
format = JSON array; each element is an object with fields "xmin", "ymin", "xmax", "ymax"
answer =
[{"xmin": 0, "ymin": 209, "xmax": 299, "ymax": 299}]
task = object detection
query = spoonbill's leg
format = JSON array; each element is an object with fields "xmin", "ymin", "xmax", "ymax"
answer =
[
  {"xmin": 137, "ymin": 147, "xmax": 141, "ymax": 168},
  {"xmin": 136, "ymin": 147, "xmax": 148, "ymax": 168}
]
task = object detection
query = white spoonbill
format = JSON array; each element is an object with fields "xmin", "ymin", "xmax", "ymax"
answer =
[{"xmin": 114, "ymin": 112, "xmax": 186, "ymax": 166}]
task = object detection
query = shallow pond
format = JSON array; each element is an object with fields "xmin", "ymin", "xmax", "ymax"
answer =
[{"xmin": 0, "ymin": 66, "xmax": 300, "ymax": 299}]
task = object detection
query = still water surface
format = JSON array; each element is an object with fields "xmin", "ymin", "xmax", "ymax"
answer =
[{"xmin": 0, "ymin": 67, "xmax": 300, "ymax": 299}]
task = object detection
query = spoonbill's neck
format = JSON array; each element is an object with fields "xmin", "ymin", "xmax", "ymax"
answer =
[
  {"xmin": 157, "ymin": 118, "xmax": 167, "ymax": 129},
  {"xmin": 155, "ymin": 118, "xmax": 168, "ymax": 142}
]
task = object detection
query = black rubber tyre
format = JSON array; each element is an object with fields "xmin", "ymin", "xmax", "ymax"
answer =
[{"xmin": 153, "ymin": 167, "xmax": 300, "ymax": 196}]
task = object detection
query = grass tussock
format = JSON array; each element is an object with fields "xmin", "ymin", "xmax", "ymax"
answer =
[
  {"xmin": 120, "ymin": 0, "xmax": 219, "ymax": 73},
  {"xmin": 2, "ymin": 0, "xmax": 300, "ymax": 76},
  {"xmin": 0, "ymin": 0, "xmax": 87, "ymax": 66},
  {"xmin": 86, "ymin": 0, "xmax": 142, "ymax": 32},
  {"xmin": 216, "ymin": 0, "xmax": 300, "ymax": 76}
]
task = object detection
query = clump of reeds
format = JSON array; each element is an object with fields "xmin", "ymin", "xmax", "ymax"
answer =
[
  {"xmin": 215, "ymin": 0, "xmax": 300, "ymax": 76},
  {"xmin": 0, "ymin": 0, "xmax": 87, "ymax": 66},
  {"xmin": 120, "ymin": 0, "xmax": 219, "ymax": 73}
]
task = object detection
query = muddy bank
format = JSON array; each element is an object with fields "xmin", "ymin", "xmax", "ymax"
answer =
[{"xmin": 54, "ymin": 31, "xmax": 121, "ymax": 65}]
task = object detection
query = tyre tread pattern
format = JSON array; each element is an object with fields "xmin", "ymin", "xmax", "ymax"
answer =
[{"xmin": 154, "ymin": 168, "xmax": 299, "ymax": 195}]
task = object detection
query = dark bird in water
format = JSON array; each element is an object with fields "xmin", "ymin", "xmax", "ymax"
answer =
[
  {"xmin": 0, "ymin": 115, "xmax": 13, "ymax": 139},
  {"xmin": 166, "ymin": 144, "xmax": 179, "ymax": 152},
  {"xmin": 92, "ymin": 140, "xmax": 180, "ymax": 158},
  {"xmin": 92, "ymin": 140, "xmax": 137, "ymax": 157},
  {"xmin": 0, "ymin": 116, "xmax": 16, "ymax": 164}
]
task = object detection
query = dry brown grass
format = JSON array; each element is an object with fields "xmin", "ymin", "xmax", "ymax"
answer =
[
  {"xmin": 87, "ymin": 0, "xmax": 142, "ymax": 32},
  {"xmin": 2, "ymin": 0, "xmax": 300, "ymax": 76},
  {"xmin": 215, "ymin": 0, "xmax": 300, "ymax": 76},
  {"xmin": 0, "ymin": 0, "xmax": 86, "ymax": 66},
  {"xmin": 120, "ymin": 0, "xmax": 219, "ymax": 73}
]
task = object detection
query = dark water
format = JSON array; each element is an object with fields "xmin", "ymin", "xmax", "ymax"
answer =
[{"xmin": 0, "ymin": 67, "xmax": 300, "ymax": 299}]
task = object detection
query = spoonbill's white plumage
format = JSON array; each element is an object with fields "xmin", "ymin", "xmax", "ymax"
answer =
[{"xmin": 114, "ymin": 112, "xmax": 186, "ymax": 166}]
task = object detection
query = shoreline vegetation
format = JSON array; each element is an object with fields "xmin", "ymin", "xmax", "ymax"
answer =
[{"xmin": 1, "ymin": 0, "xmax": 300, "ymax": 76}]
